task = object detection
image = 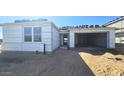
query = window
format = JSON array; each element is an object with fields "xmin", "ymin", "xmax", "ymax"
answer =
[
  {"xmin": 33, "ymin": 27, "xmax": 42, "ymax": 42},
  {"xmin": 24, "ymin": 27, "xmax": 42, "ymax": 42},
  {"xmin": 24, "ymin": 27, "xmax": 32, "ymax": 42}
]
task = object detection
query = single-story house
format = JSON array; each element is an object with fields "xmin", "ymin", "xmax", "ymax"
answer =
[{"xmin": 0, "ymin": 19, "xmax": 115, "ymax": 53}]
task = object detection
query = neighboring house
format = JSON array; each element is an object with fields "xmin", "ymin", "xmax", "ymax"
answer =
[
  {"xmin": 104, "ymin": 16, "xmax": 124, "ymax": 44},
  {"xmin": 0, "ymin": 19, "xmax": 115, "ymax": 53}
]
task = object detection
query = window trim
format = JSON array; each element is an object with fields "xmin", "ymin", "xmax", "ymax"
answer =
[{"xmin": 23, "ymin": 26, "xmax": 42, "ymax": 42}]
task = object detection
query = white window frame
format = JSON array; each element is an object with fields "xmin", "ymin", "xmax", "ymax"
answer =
[{"xmin": 23, "ymin": 26, "xmax": 42, "ymax": 42}]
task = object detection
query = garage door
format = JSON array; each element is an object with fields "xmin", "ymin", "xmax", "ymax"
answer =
[{"xmin": 75, "ymin": 32, "xmax": 107, "ymax": 48}]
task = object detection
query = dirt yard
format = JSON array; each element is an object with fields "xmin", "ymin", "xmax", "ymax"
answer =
[
  {"xmin": 79, "ymin": 47, "xmax": 124, "ymax": 76},
  {"xmin": 0, "ymin": 48, "xmax": 94, "ymax": 76},
  {"xmin": 0, "ymin": 47, "xmax": 123, "ymax": 76}
]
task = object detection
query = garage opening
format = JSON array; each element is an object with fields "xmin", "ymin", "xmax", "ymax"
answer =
[{"xmin": 75, "ymin": 32, "xmax": 107, "ymax": 48}]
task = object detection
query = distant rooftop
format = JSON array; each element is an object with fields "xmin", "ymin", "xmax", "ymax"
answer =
[
  {"xmin": 59, "ymin": 25, "xmax": 106, "ymax": 30},
  {"xmin": 104, "ymin": 16, "xmax": 124, "ymax": 26},
  {"xmin": 14, "ymin": 18, "xmax": 48, "ymax": 23}
]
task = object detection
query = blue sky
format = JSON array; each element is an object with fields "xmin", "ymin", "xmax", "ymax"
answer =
[{"xmin": 0, "ymin": 16, "xmax": 119, "ymax": 39}]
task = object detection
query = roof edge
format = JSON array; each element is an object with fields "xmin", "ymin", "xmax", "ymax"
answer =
[{"xmin": 104, "ymin": 16, "xmax": 124, "ymax": 26}]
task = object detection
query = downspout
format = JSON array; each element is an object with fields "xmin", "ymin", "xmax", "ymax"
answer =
[{"xmin": 43, "ymin": 43, "xmax": 46, "ymax": 54}]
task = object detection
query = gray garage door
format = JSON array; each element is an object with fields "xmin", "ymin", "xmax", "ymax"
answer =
[{"xmin": 75, "ymin": 32, "xmax": 107, "ymax": 48}]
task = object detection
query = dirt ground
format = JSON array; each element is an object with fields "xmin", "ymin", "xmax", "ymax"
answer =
[
  {"xmin": 0, "ymin": 47, "xmax": 123, "ymax": 76},
  {"xmin": 79, "ymin": 47, "xmax": 124, "ymax": 76},
  {"xmin": 0, "ymin": 48, "xmax": 94, "ymax": 76}
]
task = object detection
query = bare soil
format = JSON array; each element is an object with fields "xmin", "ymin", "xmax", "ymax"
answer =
[
  {"xmin": 0, "ymin": 48, "xmax": 94, "ymax": 76},
  {"xmin": 79, "ymin": 47, "xmax": 124, "ymax": 76},
  {"xmin": 1, "ymin": 47, "xmax": 123, "ymax": 76}
]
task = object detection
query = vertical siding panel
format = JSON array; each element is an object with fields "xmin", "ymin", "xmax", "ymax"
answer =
[
  {"xmin": 107, "ymin": 31, "xmax": 115, "ymax": 48},
  {"xmin": 69, "ymin": 32, "xmax": 75, "ymax": 48}
]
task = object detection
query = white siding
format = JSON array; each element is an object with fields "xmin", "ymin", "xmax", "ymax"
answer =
[
  {"xmin": 3, "ymin": 25, "xmax": 23, "ymax": 42},
  {"xmin": 2, "ymin": 42, "xmax": 45, "ymax": 51},
  {"xmin": 107, "ymin": 31, "xmax": 115, "ymax": 48},
  {"xmin": 41, "ymin": 24, "xmax": 52, "ymax": 52},
  {"xmin": 52, "ymin": 24, "xmax": 60, "ymax": 50},
  {"xmin": 1, "ymin": 22, "xmax": 53, "ymax": 52},
  {"xmin": 69, "ymin": 32, "xmax": 75, "ymax": 48}
]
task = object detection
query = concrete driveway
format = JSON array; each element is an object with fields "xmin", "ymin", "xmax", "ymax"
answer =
[{"xmin": 0, "ymin": 48, "xmax": 94, "ymax": 76}]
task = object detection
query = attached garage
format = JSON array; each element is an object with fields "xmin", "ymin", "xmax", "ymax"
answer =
[{"xmin": 75, "ymin": 32, "xmax": 107, "ymax": 48}]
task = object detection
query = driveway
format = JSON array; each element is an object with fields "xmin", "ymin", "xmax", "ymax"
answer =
[{"xmin": 0, "ymin": 48, "xmax": 94, "ymax": 76}]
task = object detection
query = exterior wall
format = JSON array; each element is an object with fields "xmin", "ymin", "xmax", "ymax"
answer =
[
  {"xmin": 52, "ymin": 24, "xmax": 60, "ymax": 50},
  {"xmin": 41, "ymin": 23, "xmax": 52, "ymax": 52},
  {"xmin": 69, "ymin": 32, "xmax": 75, "ymax": 48},
  {"xmin": 1, "ymin": 22, "xmax": 53, "ymax": 52}
]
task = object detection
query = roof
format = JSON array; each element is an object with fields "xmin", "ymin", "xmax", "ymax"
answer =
[
  {"xmin": 0, "ymin": 19, "xmax": 59, "ymax": 31},
  {"xmin": 0, "ymin": 19, "xmax": 53, "ymax": 26},
  {"xmin": 104, "ymin": 16, "xmax": 124, "ymax": 26}
]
